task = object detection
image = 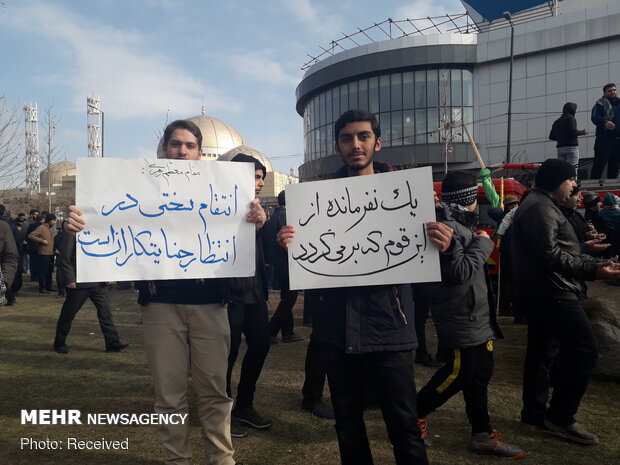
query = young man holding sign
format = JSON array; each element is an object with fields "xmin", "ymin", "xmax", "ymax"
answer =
[
  {"xmin": 69, "ymin": 120, "xmax": 265, "ymax": 465},
  {"xmin": 278, "ymin": 110, "xmax": 452, "ymax": 465}
]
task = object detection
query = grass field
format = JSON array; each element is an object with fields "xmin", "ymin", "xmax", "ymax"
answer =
[{"xmin": 1, "ymin": 281, "xmax": 618, "ymax": 465}]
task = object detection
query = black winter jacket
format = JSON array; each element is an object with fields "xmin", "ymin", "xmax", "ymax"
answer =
[
  {"xmin": 549, "ymin": 112, "xmax": 586, "ymax": 147},
  {"xmin": 511, "ymin": 189, "xmax": 599, "ymax": 300},
  {"xmin": 311, "ymin": 161, "xmax": 418, "ymax": 354},
  {"xmin": 426, "ymin": 203, "xmax": 500, "ymax": 349}
]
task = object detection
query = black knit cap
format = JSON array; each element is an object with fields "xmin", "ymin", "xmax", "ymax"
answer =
[
  {"xmin": 535, "ymin": 158, "xmax": 575, "ymax": 192},
  {"xmin": 231, "ymin": 153, "xmax": 267, "ymax": 179},
  {"xmin": 582, "ymin": 192, "xmax": 601, "ymax": 208},
  {"xmin": 441, "ymin": 170, "xmax": 478, "ymax": 206}
]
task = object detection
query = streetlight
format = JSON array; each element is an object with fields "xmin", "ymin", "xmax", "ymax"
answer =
[{"xmin": 503, "ymin": 11, "xmax": 514, "ymax": 164}]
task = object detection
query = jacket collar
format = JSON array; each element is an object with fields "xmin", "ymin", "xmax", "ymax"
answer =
[{"xmin": 333, "ymin": 160, "xmax": 395, "ymax": 179}]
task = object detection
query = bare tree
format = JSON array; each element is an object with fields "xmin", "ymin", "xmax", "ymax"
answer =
[
  {"xmin": 0, "ymin": 96, "xmax": 25, "ymax": 189},
  {"xmin": 41, "ymin": 105, "xmax": 65, "ymax": 212}
]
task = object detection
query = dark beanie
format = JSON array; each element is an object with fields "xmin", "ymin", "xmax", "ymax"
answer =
[
  {"xmin": 582, "ymin": 192, "xmax": 601, "ymax": 209},
  {"xmin": 441, "ymin": 171, "xmax": 478, "ymax": 206},
  {"xmin": 535, "ymin": 159, "xmax": 575, "ymax": 191},
  {"xmin": 231, "ymin": 153, "xmax": 267, "ymax": 179}
]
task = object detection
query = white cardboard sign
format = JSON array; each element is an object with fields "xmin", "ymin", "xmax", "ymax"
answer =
[
  {"xmin": 75, "ymin": 158, "xmax": 255, "ymax": 282},
  {"xmin": 286, "ymin": 166, "xmax": 440, "ymax": 290}
]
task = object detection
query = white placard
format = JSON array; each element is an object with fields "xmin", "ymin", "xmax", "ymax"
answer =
[
  {"xmin": 286, "ymin": 166, "xmax": 441, "ymax": 290},
  {"xmin": 75, "ymin": 158, "xmax": 255, "ymax": 282}
]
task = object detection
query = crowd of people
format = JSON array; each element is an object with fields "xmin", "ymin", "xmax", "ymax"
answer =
[{"xmin": 3, "ymin": 105, "xmax": 620, "ymax": 465}]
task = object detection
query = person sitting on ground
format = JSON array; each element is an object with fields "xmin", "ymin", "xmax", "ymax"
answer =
[{"xmin": 416, "ymin": 170, "xmax": 524, "ymax": 459}]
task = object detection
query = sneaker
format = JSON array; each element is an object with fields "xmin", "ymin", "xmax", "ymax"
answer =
[
  {"xmin": 105, "ymin": 342, "xmax": 129, "ymax": 353},
  {"xmin": 282, "ymin": 333, "xmax": 304, "ymax": 343},
  {"xmin": 233, "ymin": 405, "xmax": 272, "ymax": 430},
  {"xmin": 302, "ymin": 400, "xmax": 335, "ymax": 419},
  {"xmin": 53, "ymin": 343, "xmax": 69, "ymax": 354},
  {"xmin": 543, "ymin": 419, "xmax": 599, "ymax": 445},
  {"xmin": 230, "ymin": 416, "xmax": 249, "ymax": 438},
  {"xmin": 470, "ymin": 431, "xmax": 525, "ymax": 459},
  {"xmin": 417, "ymin": 417, "xmax": 432, "ymax": 448}
]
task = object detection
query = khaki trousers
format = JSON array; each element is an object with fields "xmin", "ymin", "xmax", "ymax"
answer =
[{"xmin": 142, "ymin": 302, "xmax": 234, "ymax": 465}]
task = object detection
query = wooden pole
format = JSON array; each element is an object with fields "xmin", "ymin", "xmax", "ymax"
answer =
[{"xmin": 462, "ymin": 121, "xmax": 485, "ymax": 169}]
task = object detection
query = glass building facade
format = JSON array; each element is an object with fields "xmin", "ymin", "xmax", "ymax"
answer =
[{"xmin": 303, "ymin": 68, "xmax": 473, "ymax": 162}]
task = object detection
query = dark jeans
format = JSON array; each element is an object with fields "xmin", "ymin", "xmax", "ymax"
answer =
[
  {"xmin": 6, "ymin": 252, "xmax": 23, "ymax": 302},
  {"xmin": 54, "ymin": 286, "xmax": 121, "ymax": 347},
  {"xmin": 591, "ymin": 136, "xmax": 620, "ymax": 179},
  {"xmin": 412, "ymin": 285, "xmax": 431, "ymax": 357},
  {"xmin": 269, "ymin": 279, "xmax": 299, "ymax": 337},
  {"xmin": 417, "ymin": 341, "xmax": 494, "ymax": 434},
  {"xmin": 226, "ymin": 300, "xmax": 271, "ymax": 408},
  {"xmin": 521, "ymin": 298, "xmax": 597, "ymax": 426},
  {"xmin": 323, "ymin": 345, "xmax": 428, "ymax": 465},
  {"xmin": 36, "ymin": 255, "xmax": 52, "ymax": 291},
  {"xmin": 28, "ymin": 251, "xmax": 38, "ymax": 280},
  {"xmin": 301, "ymin": 337, "xmax": 328, "ymax": 405}
]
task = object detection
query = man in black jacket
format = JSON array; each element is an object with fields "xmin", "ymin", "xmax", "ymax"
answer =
[
  {"xmin": 226, "ymin": 153, "xmax": 273, "ymax": 438},
  {"xmin": 278, "ymin": 110, "xmax": 453, "ymax": 465},
  {"xmin": 591, "ymin": 83, "xmax": 620, "ymax": 179},
  {"xmin": 52, "ymin": 231, "xmax": 128, "ymax": 354},
  {"xmin": 549, "ymin": 102, "xmax": 588, "ymax": 174},
  {"xmin": 512, "ymin": 158, "xmax": 620, "ymax": 445}
]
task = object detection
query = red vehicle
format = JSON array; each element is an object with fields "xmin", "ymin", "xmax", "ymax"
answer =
[{"xmin": 433, "ymin": 177, "xmax": 529, "ymax": 275}]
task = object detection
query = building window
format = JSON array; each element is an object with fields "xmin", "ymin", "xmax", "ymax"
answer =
[
  {"xmin": 358, "ymin": 79, "xmax": 368, "ymax": 111},
  {"xmin": 391, "ymin": 110, "xmax": 403, "ymax": 147},
  {"xmin": 303, "ymin": 67, "xmax": 474, "ymax": 162},
  {"xmin": 349, "ymin": 81, "xmax": 358, "ymax": 110},
  {"xmin": 391, "ymin": 73, "xmax": 402, "ymax": 111},
  {"xmin": 340, "ymin": 84, "xmax": 349, "ymax": 114},
  {"xmin": 369, "ymin": 77, "xmax": 379, "ymax": 114}
]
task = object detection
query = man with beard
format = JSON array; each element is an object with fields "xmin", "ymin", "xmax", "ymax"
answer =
[
  {"xmin": 278, "ymin": 109, "xmax": 453, "ymax": 465},
  {"xmin": 591, "ymin": 83, "xmax": 620, "ymax": 179}
]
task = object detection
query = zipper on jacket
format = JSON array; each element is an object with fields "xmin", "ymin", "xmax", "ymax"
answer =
[{"xmin": 393, "ymin": 286, "xmax": 408, "ymax": 325}]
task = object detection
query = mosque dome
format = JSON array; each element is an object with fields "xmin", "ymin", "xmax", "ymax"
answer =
[
  {"xmin": 40, "ymin": 160, "xmax": 76, "ymax": 186},
  {"xmin": 218, "ymin": 145, "xmax": 274, "ymax": 173},
  {"xmin": 157, "ymin": 114, "xmax": 246, "ymax": 160}
]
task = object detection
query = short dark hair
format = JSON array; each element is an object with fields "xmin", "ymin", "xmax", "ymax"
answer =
[
  {"xmin": 162, "ymin": 120, "xmax": 203, "ymax": 149},
  {"xmin": 44, "ymin": 213, "xmax": 56, "ymax": 223},
  {"xmin": 603, "ymin": 83, "xmax": 616, "ymax": 92},
  {"xmin": 277, "ymin": 190, "xmax": 286, "ymax": 206},
  {"xmin": 230, "ymin": 153, "xmax": 267, "ymax": 179},
  {"xmin": 334, "ymin": 109, "xmax": 381, "ymax": 141},
  {"xmin": 0, "ymin": 205, "xmax": 5, "ymax": 216},
  {"xmin": 29, "ymin": 208, "xmax": 38, "ymax": 215}
]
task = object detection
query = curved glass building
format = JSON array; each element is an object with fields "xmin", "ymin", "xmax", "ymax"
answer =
[{"xmin": 295, "ymin": 0, "xmax": 620, "ymax": 180}]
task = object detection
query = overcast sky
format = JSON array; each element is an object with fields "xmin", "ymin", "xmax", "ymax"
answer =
[{"xmin": 0, "ymin": 0, "xmax": 463, "ymax": 183}]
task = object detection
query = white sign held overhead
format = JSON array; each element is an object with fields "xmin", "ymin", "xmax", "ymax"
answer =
[
  {"xmin": 75, "ymin": 158, "xmax": 256, "ymax": 282},
  {"xmin": 285, "ymin": 166, "xmax": 441, "ymax": 290}
]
